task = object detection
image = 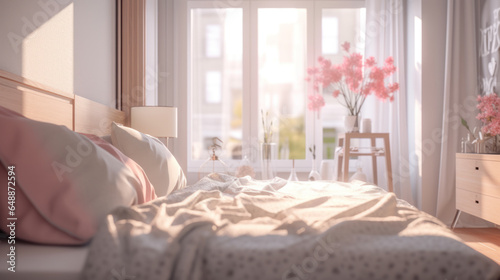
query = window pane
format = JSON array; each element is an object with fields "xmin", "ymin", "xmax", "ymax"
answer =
[
  {"xmin": 190, "ymin": 9, "xmax": 243, "ymax": 160},
  {"xmin": 321, "ymin": 8, "xmax": 366, "ymax": 159},
  {"xmin": 205, "ymin": 24, "xmax": 221, "ymax": 58},
  {"xmin": 258, "ymin": 8, "xmax": 307, "ymax": 160},
  {"xmin": 205, "ymin": 71, "xmax": 222, "ymax": 103},
  {"xmin": 322, "ymin": 17, "xmax": 339, "ymax": 54}
]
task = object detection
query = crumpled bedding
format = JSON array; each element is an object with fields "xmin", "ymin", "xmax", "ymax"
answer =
[{"xmin": 82, "ymin": 174, "xmax": 500, "ymax": 280}]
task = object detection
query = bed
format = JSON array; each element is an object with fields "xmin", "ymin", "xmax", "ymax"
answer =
[{"xmin": 0, "ymin": 71, "xmax": 499, "ymax": 280}]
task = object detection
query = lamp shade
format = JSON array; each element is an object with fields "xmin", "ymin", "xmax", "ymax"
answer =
[{"xmin": 131, "ymin": 106, "xmax": 177, "ymax": 138}]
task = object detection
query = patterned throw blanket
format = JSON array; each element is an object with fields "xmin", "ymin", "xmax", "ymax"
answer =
[{"xmin": 82, "ymin": 175, "xmax": 500, "ymax": 280}]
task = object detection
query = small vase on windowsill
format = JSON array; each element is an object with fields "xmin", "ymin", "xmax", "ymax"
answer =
[
  {"xmin": 344, "ymin": 114, "xmax": 361, "ymax": 133},
  {"xmin": 308, "ymin": 145, "xmax": 321, "ymax": 181},
  {"xmin": 261, "ymin": 143, "xmax": 277, "ymax": 180},
  {"xmin": 288, "ymin": 159, "xmax": 299, "ymax": 181},
  {"xmin": 308, "ymin": 158, "xmax": 321, "ymax": 181}
]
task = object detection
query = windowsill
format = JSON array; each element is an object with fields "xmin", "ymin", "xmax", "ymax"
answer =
[
  {"xmin": 186, "ymin": 170, "xmax": 334, "ymax": 186},
  {"xmin": 186, "ymin": 157, "xmax": 362, "ymax": 185}
]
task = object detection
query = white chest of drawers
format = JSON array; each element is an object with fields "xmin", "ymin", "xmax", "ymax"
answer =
[{"xmin": 452, "ymin": 153, "xmax": 500, "ymax": 227}]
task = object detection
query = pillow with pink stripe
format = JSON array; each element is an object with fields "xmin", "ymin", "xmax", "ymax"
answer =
[
  {"xmin": 110, "ymin": 122, "xmax": 187, "ymax": 197},
  {"xmin": 81, "ymin": 133, "xmax": 157, "ymax": 204},
  {"xmin": 0, "ymin": 106, "xmax": 138, "ymax": 245}
]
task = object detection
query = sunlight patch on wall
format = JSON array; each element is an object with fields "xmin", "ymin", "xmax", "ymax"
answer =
[{"xmin": 22, "ymin": 3, "xmax": 74, "ymax": 94}]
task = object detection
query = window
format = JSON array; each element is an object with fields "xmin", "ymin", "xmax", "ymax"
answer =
[{"xmin": 187, "ymin": 1, "xmax": 365, "ymax": 173}]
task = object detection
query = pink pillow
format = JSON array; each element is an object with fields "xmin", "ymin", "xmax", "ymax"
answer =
[
  {"xmin": 81, "ymin": 133, "xmax": 157, "ymax": 204},
  {"xmin": 0, "ymin": 106, "xmax": 138, "ymax": 245}
]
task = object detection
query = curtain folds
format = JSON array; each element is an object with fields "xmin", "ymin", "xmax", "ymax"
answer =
[
  {"xmin": 364, "ymin": 0, "xmax": 414, "ymax": 204},
  {"xmin": 436, "ymin": 0, "xmax": 490, "ymax": 226}
]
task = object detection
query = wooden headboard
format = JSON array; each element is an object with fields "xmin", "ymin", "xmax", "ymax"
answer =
[{"xmin": 0, "ymin": 70, "xmax": 125, "ymax": 136}]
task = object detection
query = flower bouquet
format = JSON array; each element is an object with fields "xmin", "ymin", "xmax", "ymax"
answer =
[{"xmin": 306, "ymin": 42, "xmax": 399, "ymax": 131}]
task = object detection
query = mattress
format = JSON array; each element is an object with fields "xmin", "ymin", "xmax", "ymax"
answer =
[{"xmin": 0, "ymin": 240, "xmax": 88, "ymax": 280}]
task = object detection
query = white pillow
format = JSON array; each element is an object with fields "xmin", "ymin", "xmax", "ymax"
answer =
[{"xmin": 110, "ymin": 122, "xmax": 187, "ymax": 196}]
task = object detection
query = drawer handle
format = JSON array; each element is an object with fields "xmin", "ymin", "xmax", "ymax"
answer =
[
  {"xmin": 475, "ymin": 200, "xmax": 479, "ymax": 204},
  {"xmin": 475, "ymin": 167, "xmax": 479, "ymax": 170}
]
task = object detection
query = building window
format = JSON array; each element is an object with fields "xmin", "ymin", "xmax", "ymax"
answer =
[
  {"xmin": 205, "ymin": 71, "xmax": 222, "ymax": 104},
  {"xmin": 205, "ymin": 24, "xmax": 222, "ymax": 58}
]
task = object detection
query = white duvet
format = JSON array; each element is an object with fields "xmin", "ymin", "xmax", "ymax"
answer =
[{"xmin": 82, "ymin": 174, "xmax": 500, "ymax": 280}]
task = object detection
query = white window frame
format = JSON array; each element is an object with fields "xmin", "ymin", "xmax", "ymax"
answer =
[{"xmin": 179, "ymin": 0, "xmax": 365, "ymax": 177}]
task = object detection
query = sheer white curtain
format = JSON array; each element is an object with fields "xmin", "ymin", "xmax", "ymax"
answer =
[
  {"xmin": 363, "ymin": 0, "xmax": 413, "ymax": 204},
  {"xmin": 436, "ymin": 0, "xmax": 490, "ymax": 226}
]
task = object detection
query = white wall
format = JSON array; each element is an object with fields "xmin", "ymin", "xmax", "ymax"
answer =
[
  {"xmin": 74, "ymin": 0, "xmax": 116, "ymax": 108},
  {"xmin": 0, "ymin": 0, "xmax": 116, "ymax": 108}
]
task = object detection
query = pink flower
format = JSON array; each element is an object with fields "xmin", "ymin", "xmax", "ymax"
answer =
[
  {"xmin": 385, "ymin": 56, "xmax": 394, "ymax": 65},
  {"xmin": 307, "ymin": 67, "xmax": 318, "ymax": 75},
  {"xmin": 341, "ymin": 42, "xmax": 350, "ymax": 52},
  {"xmin": 308, "ymin": 94, "xmax": 325, "ymax": 111},
  {"xmin": 477, "ymin": 94, "xmax": 500, "ymax": 136},
  {"xmin": 365, "ymin": 57, "xmax": 376, "ymax": 67},
  {"xmin": 383, "ymin": 64, "xmax": 397, "ymax": 75},
  {"xmin": 333, "ymin": 90, "xmax": 340, "ymax": 98}
]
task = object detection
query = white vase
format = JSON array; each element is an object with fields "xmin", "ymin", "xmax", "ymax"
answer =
[
  {"xmin": 288, "ymin": 159, "xmax": 299, "ymax": 181},
  {"xmin": 308, "ymin": 157, "xmax": 322, "ymax": 181},
  {"xmin": 320, "ymin": 160, "xmax": 334, "ymax": 180},
  {"xmin": 260, "ymin": 143, "xmax": 277, "ymax": 180},
  {"xmin": 344, "ymin": 115, "xmax": 360, "ymax": 132}
]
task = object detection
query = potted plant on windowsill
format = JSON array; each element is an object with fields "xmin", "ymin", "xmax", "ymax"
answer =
[{"xmin": 306, "ymin": 42, "xmax": 399, "ymax": 132}]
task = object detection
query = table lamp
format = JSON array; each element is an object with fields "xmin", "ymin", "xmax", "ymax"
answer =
[{"xmin": 131, "ymin": 106, "xmax": 177, "ymax": 145}]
